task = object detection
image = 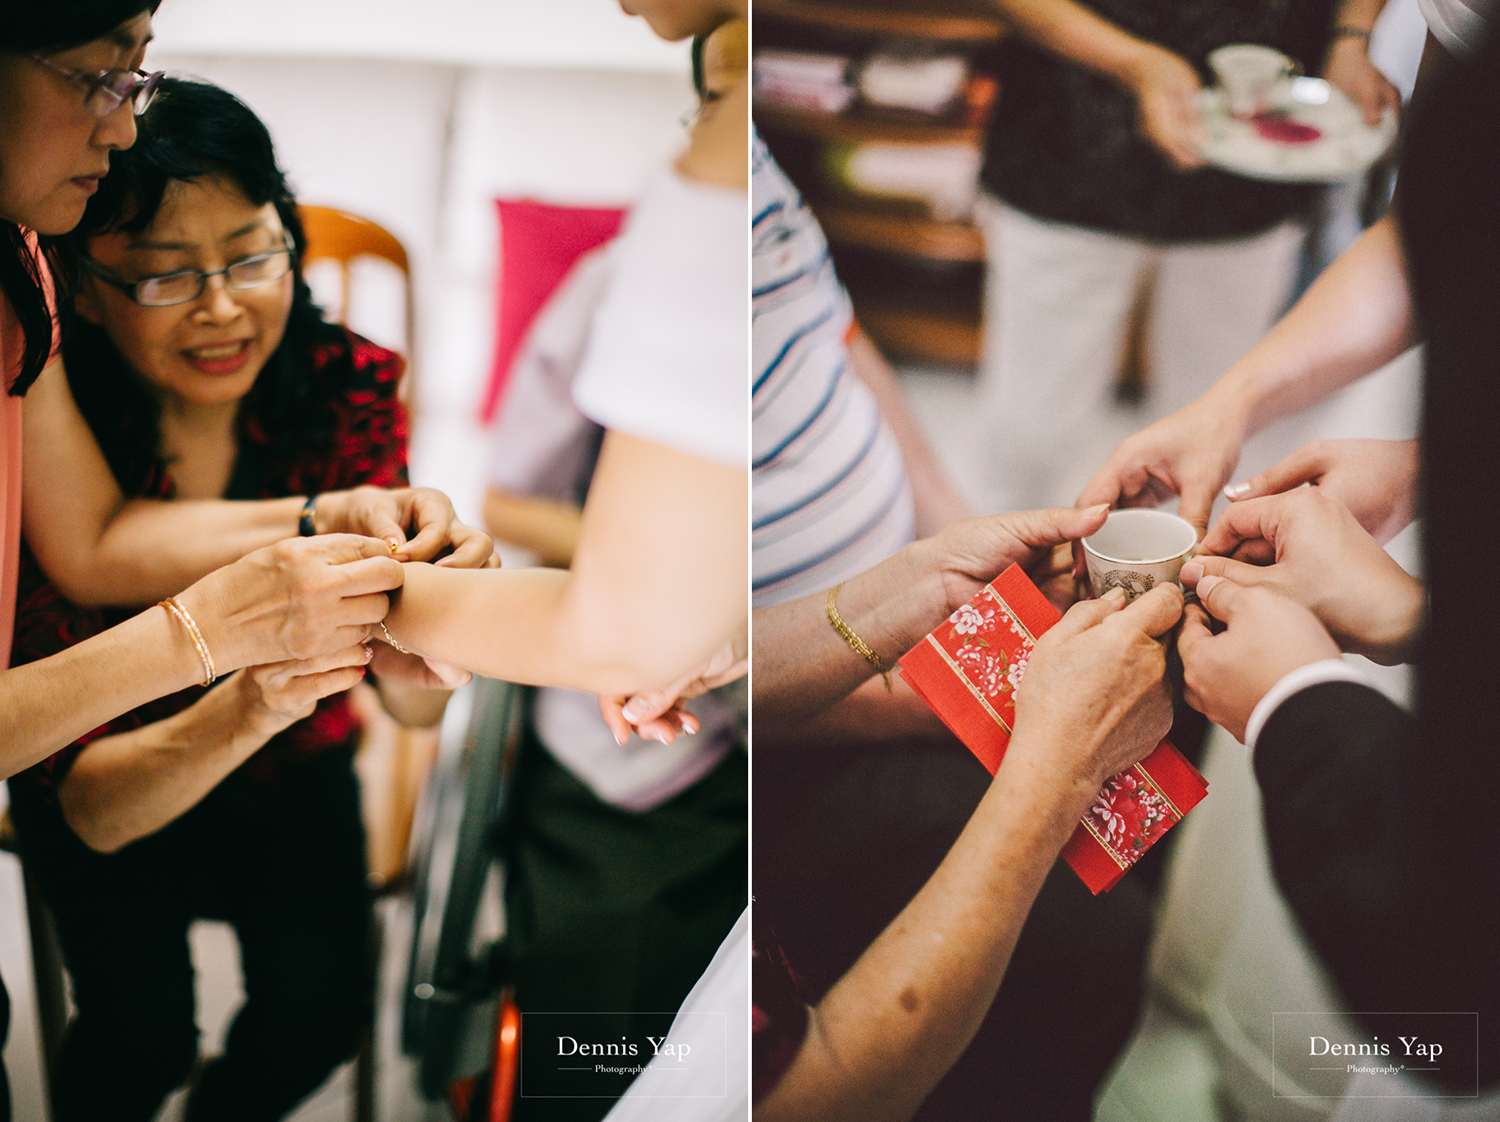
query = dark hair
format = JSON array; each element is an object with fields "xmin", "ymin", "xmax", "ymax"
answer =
[
  {"xmin": 1, "ymin": 2, "xmax": 163, "ymax": 397},
  {"xmin": 1, "ymin": 0, "xmax": 161, "ymax": 53},
  {"xmin": 64, "ymin": 76, "xmax": 343, "ymax": 492}
]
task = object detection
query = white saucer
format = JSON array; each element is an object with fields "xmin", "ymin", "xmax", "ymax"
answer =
[{"xmin": 1195, "ymin": 77, "xmax": 1397, "ymax": 183}]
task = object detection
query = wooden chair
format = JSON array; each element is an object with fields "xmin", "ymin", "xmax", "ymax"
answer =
[{"xmin": 298, "ymin": 205, "xmax": 418, "ymax": 409}]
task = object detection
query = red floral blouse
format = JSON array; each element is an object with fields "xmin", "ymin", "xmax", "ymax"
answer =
[{"xmin": 9, "ymin": 328, "xmax": 408, "ymax": 798}]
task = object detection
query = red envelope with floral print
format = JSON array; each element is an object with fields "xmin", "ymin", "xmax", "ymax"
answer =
[{"xmin": 898, "ymin": 563, "xmax": 1207, "ymax": 894}]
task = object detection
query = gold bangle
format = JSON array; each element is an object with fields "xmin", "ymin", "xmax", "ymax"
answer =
[
  {"xmin": 379, "ymin": 620, "xmax": 411, "ymax": 655},
  {"xmin": 826, "ymin": 583, "xmax": 892, "ymax": 691},
  {"xmin": 160, "ymin": 597, "xmax": 217, "ymax": 687}
]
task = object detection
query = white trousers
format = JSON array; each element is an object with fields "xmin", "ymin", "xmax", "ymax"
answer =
[{"xmin": 974, "ymin": 197, "xmax": 1306, "ymax": 511}]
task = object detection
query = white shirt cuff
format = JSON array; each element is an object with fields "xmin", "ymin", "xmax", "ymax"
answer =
[{"xmin": 1244, "ymin": 658, "xmax": 1378, "ymax": 757}]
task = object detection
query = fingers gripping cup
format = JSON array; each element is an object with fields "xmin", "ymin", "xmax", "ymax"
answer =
[{"xmin": 1082, "ymin": 510, "xmax": 1199, "ymax": 601}]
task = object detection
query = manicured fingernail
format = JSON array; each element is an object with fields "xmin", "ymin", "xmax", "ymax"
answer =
[
  {"xmin": 681, "ymin": 717, "xmax": 699, "ymax": 736},
  {"xmin": 1197, "ymin": 574, "xmax": 1224, "ymax": 598},
  {"xmin": 1180, "ymin": 561, "xmax": 1204, "ymax": 585},
  {"xmin": 363, "ymin": 644, "xmax": 374, "ymax": 660},
  {"xmin": 1224, "ymin": 482, "xmax": 1251, "ymax": 500},
  {"xmin": 621, "ymin": 699, "xmax": 647, "ymax": 722},
  {"xmin": 613, "ymin": 729, "xmax": 627, "ymax": 746},
  {"xmin": 651, "ymin": 730, "xmax": 671, "ymax": 745},
  {"xmin": 1087, "ymin": 503, "xmax": 1110, "ymax": 517}
]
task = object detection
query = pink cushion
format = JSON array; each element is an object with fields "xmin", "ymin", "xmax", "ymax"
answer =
[{"xmin": 481, "ymin": 199, "xmax": 626, "ymax": 421}]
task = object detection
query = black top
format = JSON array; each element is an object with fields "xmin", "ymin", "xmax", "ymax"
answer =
[{"xmin": 980, "ymin": 0, "xmax": 1336, "ymax": 240}]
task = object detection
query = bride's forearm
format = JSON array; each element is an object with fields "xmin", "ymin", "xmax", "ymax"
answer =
[{"xmin": 382, "ymin": 564, "xmax": 729, "ymax": 696}]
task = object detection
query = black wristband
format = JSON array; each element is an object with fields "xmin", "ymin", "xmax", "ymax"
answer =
[{"xmin": 299, "ymin": 495, "xmax": 318, "ymax": 537}]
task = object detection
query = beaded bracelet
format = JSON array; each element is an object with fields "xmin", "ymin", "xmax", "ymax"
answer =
[{"xmin": 160, "ymin": 596, "xmax": 217, "ymax": 687}]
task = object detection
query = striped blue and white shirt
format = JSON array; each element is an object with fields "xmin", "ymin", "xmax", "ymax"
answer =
[{"xmin": 752, "ymin": 133, "xmax": 915, "ymax": 608}]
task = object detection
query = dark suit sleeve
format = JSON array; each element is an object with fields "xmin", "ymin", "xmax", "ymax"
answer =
[{"xmin": 1254, "ymin": 681, "xmax": 1498, "ymax": 1092}]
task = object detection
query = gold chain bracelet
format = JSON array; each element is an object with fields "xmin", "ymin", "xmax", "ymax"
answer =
[
  {"xmin": 826, "ymin": 583, "xmax": 892, "ymax": 691},
  {"xmin": 379, "ymin": 620, "xmax": 412, "ymax": 655}
]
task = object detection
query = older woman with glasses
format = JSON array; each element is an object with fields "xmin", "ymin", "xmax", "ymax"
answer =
[
  {"xmin": 5, "ymin": 75, "xmax": 471, "ymax": 1122},
  {"xmin": 0, "ymin": 0, "xmax": 492, "ymax": 784}
]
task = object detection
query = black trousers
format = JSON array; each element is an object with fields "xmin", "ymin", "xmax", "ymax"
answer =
[
  {"xmin": 501, "ymin": 737, "xmax": 747, "ymax": 1122},
  {"xmin": 8, "ymin": 746, "xmax": 372, "ymax": 1122}
]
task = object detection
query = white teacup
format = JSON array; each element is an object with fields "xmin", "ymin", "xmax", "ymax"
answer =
[
  {"xmin": 1208, "ymin": 43, "xmax": 1294, "ymax": 116},
  {"xmin": 1082, "ymin": 509, "xmax": 1199, "ymax": 601}
]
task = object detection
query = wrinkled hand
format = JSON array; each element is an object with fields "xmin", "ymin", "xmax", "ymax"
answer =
[
  {"xmin": 1222, "ymin": 438, "xmax": 1418, "ymax": 547},
  {"xmin": 1124, "ymin": 44, "xmax": 1208, "ymax": 170},
  {"xmin": 1178, "ymin": 572, "xmax": 1340, "ymax": 741},
  {"xmin": 599, "ymin": 634, "xmax": 747, "ymax": 746},
  {"xmin": 1008, "ymin": 584, "xmax": 1182, "ymax": 808},
  {"xmin": 240, "ymin": 642, "xmax": 376, "ymax": 736},
  {"xmin": 316, "ymin": 485, "xmax": 500, "ymax": 569},
  {"xmin": 932, "ymin": 505, "xmax": 1112, "ymax": 616},
  {"xmin": 368, "ymin": 642, "xmax": 471, "ymax": 691},
  {"xmin": 1030, "ymin": 541, "xmax": 1091, "ymax": 615},
  {"xmin": 1322, "ymin": 37, "xmax": 1400, "ymax": 126},
  {"xmin": 1192, "ymin": 487, "xmax": 1424, "ymax": 664},
  {"xmin": 178, "ymin": 535, "xmax": 404, "ymax": 673}
]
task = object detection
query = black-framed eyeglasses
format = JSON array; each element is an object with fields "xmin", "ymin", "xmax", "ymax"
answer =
[
  {"xmin": 28, "ymin": 53, "xmax": 164, "ymax": 118},
  {"xmin": 82, "ymin": 245, "xmax": 295, "ymax": 307}
]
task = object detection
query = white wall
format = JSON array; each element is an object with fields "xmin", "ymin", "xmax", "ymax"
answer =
[{"xmin": 152, "ymin": 0, "xmax": 687, "ymax": 71}]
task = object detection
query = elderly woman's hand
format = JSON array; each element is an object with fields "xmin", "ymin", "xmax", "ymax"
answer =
[
  {"xmin": 1006, "ymin": 584, "xmax": 1182, "ymax": 812},
  {"xmin": 930, "ymin": 505, "xmax": 1111, "ymax": 615},
  {"xmin": 313, "ymin": 485, "xmax": 500, "ymax": 569},
  {"xmin": 238, "ymin": 642, "xmax": 376, "ymax": 737},
  {"xmin": 176, "ymin": 534, "xmax": 404, "ymax": 672}
]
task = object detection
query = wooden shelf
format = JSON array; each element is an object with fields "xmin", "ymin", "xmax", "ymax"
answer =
[
  {"xmin": 755, "ymin": 102, "xmax": 984, "ymax": 145},
  {"xmin": 814, "ymin": 204, "xmax": 986, "ymax": 262},
  {"xmin": 757, "ymin": 0, "xmax": 998, "ymax": 369},
  {"xmin": 855, "ymin": 300, "xmax": 984, "ymax": 367},
  {"xmin": 756, "ymin": 0, "xmax": 1005, "ymax": 43}
]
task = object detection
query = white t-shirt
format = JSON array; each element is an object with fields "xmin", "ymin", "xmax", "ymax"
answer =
[
  {"xmin": 572, "ymin": 168, "xmax": 749, "ymax": 468},
  {"xmin": 488, "ymin": 246, "xmax": 741, "ymax": 811},
  {"xmin": 1416, "ymin": 0, "xmax": 1492, "ymax": 55}
]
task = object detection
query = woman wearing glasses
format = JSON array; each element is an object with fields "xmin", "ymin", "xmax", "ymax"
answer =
[
  {"xmin": 6, "ymin": 76, "xmax": 467, "ymax": 1122},
  {"xmin": 0, "ymin": 1, "xmax": 491, "ymax": 782}
]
